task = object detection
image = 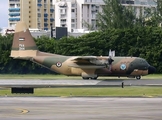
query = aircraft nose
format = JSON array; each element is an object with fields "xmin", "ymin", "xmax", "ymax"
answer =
[{"xmin": 148, "ymin": 66, "xmax": 156, "ymax": 74}]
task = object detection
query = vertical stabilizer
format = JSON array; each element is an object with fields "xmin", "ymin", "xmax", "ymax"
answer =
[{"xmin": 10, "ymin": 21, "xmax": 38, "ymax": 58}]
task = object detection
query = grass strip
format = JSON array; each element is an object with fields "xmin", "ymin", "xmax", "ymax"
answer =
[
  {"xmin": 0, "ymin": 87, "xmax": 162, "ymax": 97},
  {"xmin": 0, "ymin": 74, "xmax": 161, "ymax": 79}
]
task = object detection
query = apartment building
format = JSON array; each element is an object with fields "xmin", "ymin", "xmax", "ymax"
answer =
[
  {"xmin": 120, "ymin": 0, "xmax": 156, "ymax": 6},
  {"xmin": 53, "ymin": 0, "xmax": 104, "ymax": 32},
  {"xmin": 54, "ymin": 0, "xmax": 157, "ymax": 32},
  {"xmin": 121, "ymin": 0, "xmax": 157, "ymax": 17},
  {"xmin": 8, "ymin": 0, "xmax": 54, "ymax": 30},
  {"xmin": 8, "ymin": 0, "xmax": 157, "ymax": 32}
]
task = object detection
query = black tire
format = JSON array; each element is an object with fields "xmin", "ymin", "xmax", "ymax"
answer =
[
  {"xmin": 136, "ymin": 76, "xmax": 141, "ymax": 80},
  {"xmin": 91, "ymin": 77, "xmax": 98, "ymax": 80},
  {"xmin": 82, "ymin": 77, "xmax": 89, "ymax": 80}
]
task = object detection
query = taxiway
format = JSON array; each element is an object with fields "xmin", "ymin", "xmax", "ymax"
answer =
[{"xmin": 0, "ymin": 97, "xmax": 162, "ymax": 120}]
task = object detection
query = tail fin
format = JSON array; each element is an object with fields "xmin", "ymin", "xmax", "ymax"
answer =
[{"xmin": 10, "ymin": 21, "xmax": 38, "ymax": 59}]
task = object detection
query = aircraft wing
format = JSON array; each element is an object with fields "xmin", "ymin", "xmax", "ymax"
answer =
[
  {"xmin": 72, "ymin": 56, "xmax": 98, "ymax": 60},
  {"xmin": 68, "ymin": 65, "xmax": 105, "ymax": 69},
  {"xmin": 70, "ymin": 56, "xmax": 106, "ymax": 69}
]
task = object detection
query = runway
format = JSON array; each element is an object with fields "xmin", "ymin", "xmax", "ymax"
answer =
[
  {"xmin": 0, "ymin": 79, "xmax": 162, "ymax": 88},
  {"xmin": 0, "ymin": 97, "xmax": 162, "ymax": 120}
]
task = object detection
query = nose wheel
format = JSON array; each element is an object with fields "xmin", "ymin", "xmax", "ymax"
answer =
[{"xmin": 136, "ymin": 76, "xmax": 141, "ymax": 80}]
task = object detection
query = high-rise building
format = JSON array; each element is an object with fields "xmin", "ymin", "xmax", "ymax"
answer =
[
  {"xmin": 121, "ymin": 0, "xmax": 157, "ymax": 17},
  {"xmin": 8, "ymin": 0, "xmax": 54, "ymax": 30},
  {"xmin": 8, "ymin": 0, "xmax": 157, "ymax": 32},
  {"xmin": 53, "ymin": 0, "xmax": 104, "ymax": 32},
  {"xmin": 53, "ymin": 0, "xmax": 157, "ymax": 32},
  {"xmin": 120, "ymin": 0, "xmax": 156, "ymax": 6}
]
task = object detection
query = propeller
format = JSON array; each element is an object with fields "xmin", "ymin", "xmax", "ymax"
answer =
[{"xmin": 106, "ymin": 49, "xmax": 114, "ymax": 71}]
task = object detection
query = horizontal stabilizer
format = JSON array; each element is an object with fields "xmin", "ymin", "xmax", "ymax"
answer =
[{"xmin": 12, "ymin": 57, "xmax": 32, "ymax": 60}]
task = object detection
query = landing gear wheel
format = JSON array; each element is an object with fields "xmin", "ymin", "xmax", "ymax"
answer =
[
  {"xmin": 91, "ymin": 77, "xmax": 98, "ymax": 80},
  {"xmin": 136, "ymin": 76, "xmax": 141, "ymax": 80},
  {"xmin": 82, "ymin": 77, "xmax": 89, "ymax": 80}
]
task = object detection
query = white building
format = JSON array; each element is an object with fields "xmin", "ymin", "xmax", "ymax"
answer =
[
  {"xmin": 53, "ymin": 0, "xmax": 104, "ymax": 32},
  {"xmin": 121, "ymin": 0, "xmax": 157, "ymax": 17},
  {"xmin": 53, "ymin": 0, "xmax": 157, "ymax": 32}
]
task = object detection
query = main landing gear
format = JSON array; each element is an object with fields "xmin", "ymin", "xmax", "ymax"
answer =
[
  {"xmin": 135, "ymin": 76, "xmax": 141, "ymax": 80},
  {"xmin": 82, "ymin": 76, "xmax": 141, "ymax": 80},
  {"xmin": 82, "ymin": 77, "xmax": 98, "ymax": 80}
]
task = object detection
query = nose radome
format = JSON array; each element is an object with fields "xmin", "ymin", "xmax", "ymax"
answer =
[{"xmin": 148, "ymin": 66, "xmax": 156, "ymax": 74}]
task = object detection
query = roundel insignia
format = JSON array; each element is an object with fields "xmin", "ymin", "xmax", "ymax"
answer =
[
  {"xmin": 56, "ymin": 62, "xmax": 62, "ymax": 67},
  {"xmin": 120, "ymin": 64, "xmax": 126, "ymax": 70}
]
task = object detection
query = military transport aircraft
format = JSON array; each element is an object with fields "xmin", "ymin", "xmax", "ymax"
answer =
[{"xmin": 10, "ymin": 21, "xmax": 156, "ymax": 80}]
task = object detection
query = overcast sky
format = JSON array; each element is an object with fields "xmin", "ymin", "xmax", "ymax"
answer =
[{"xmin": 0, "ymin": 0, "xmax": 8, "ymax": 28}]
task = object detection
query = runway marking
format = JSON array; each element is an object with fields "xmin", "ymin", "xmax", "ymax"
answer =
[
  {"xmin": 16, "ymin": 108, "xmax": 29, "ymax": 114},
  {"xmin": 146, "ymin": 96, "xmax": 153, "ymax": 98}
]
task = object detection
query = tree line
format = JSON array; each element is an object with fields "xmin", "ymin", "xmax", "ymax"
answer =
[{"xmin": 0, "ymin": 26, "xmax": 162, "ymax": 74}]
